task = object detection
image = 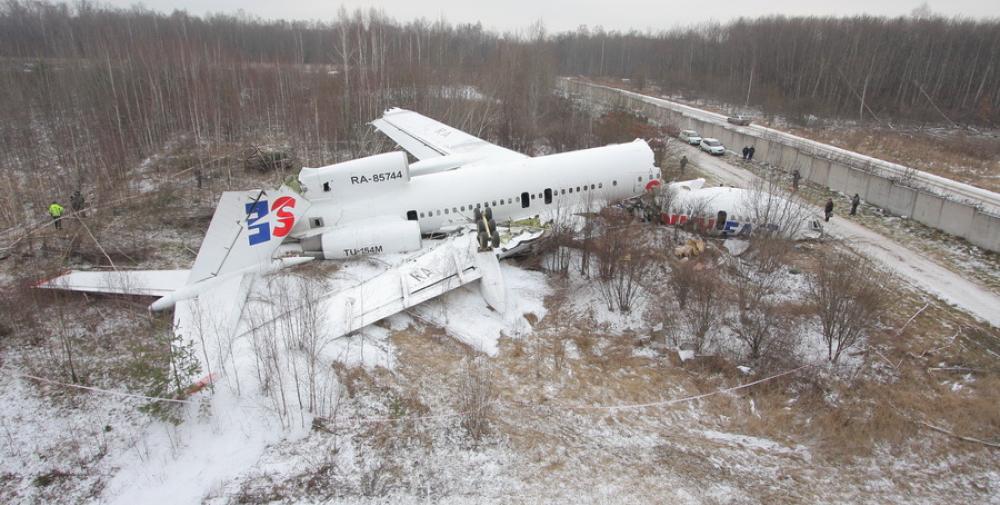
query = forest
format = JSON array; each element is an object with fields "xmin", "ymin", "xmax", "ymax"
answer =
[{"xmin": 0, "ymin": 1, "xmax": 997, "ymax": 230}]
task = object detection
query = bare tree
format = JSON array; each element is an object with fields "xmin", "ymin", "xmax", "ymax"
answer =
[
  {"xmin": 679, "ymin": 267, "xmax": 723, "ymax": 353},
  {"xmin": 739, "ymin": 171, "xmax": 816, "ymax": 240},
  {"xmin": 728, "ymin": 240, "xmax": 793, "ymax": 361},
  {"xmin": 458, "ymin": 357, "xmax": 495, "ymax": 444},
  {"xmin": 808, "ymin": 250, "xmax": 890, "ymax": 363},
  {"xmin": 592, "ymin": 212, "xmax": 654, "ymax": 313}
]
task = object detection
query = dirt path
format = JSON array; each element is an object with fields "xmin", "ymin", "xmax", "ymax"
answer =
[{"xmin": 688, "ymin": 149, "xmax": 1000, "ymax": 328}]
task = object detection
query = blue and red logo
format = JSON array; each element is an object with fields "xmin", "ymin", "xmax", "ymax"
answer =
[{"xmin": 246, "ymin": 196, "xmax": 297, "ymax": 246}]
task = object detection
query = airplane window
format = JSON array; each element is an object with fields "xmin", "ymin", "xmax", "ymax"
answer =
[
  {"xmin": 638, "ymin": 176, "xmax": 642, "ymax": 182},
  {"xmin": 576, "ymin": 187, "xmax": 580, "ymax": 192},
  {"xmin": 613, "ymin": 180, "xmax": 617, "ymax": 186},
  {"xmin": 492, "ymin": 201, "xmax": 497, "ymax": 206},
  {"xmin": 508, "ymin": 198, "xmax": 513, "ymax": 204},
  {"xmin": 322, "ymin": 182, "xmax": 331, "ymax": 192},
  {"xmin": 444, "ymin": 209, "xmax": 449, "ymax": 214},
  {"xmin": 591, "ymin": 184, "xmax": 595, "ymax": 190},
  {"xmin": 561, "ymin": 189, "xmax": 566, "ymax": 195},
  {"xmin": 569, "ymin": 188, "xmax": 573, "ymax": 193},
  {"xmin": 453, "ymin": 207, "xmax": 458, "ymax": 213},
  {"xmin": 420, "ymin": 212, "xmax": 425, "ymax": 218},
  {"xmin": 461, "ymin": 206, "xmax": 465, "ymax": 211},
  {"xmin": 598, "ymin": 183, "xmax": 603, "ymax": 188},
  {"xmin": 437, "ymin": 210, "xmax": 442, "ymax": 216},
  {"xmin": 530, "ymin": 194, "xmax": 536, "ymax": 200},
  {"xmin": 475, "ymin": 203, "xmax": 480, "ymax": 209}
]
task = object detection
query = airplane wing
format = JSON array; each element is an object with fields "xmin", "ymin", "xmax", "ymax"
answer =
[
  {"xmin": 372, "ymin": 108, "xmax": 527, "ymax": 162},
  {"xmin": 235, "ymin": 231, "xmax": 505, "ymax": 343},
  {"xmin": 37, "ymin": 269, "xmax": 190, "ymax": 297}
]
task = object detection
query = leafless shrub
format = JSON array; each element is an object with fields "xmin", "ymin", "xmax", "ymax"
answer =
[
  {"xmin": 808, "ymin": 250, "xmax": 891, "ymax": 364},
  {"xmin": 457, "ymin": 357, "xmax": 496, "ymax": 444},
  {"xmin": 728, "ymin": 240, "xmax": 795, "ymax": 361},
  {"xmin": 592, "ymin": 212, "xmax": 654, "ymax": 313},
  {"xmin": 538, "ymin": 201, "xmax": 576, "ymax": 277},
  {"xmin": 740, "ymin": 171, "xmax": 815, "ymax": 240},
  {"xmin": 680, "ymin": 266, "xmax": 724, "ymax": 353}
]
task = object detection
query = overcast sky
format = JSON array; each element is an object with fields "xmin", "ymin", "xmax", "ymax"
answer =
[{"xmin": 105, "ymin": 1, "xmax": 999, "ymax": 33}]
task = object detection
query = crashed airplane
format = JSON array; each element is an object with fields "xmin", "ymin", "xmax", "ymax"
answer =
[
  {"xmin": 40, "ymin": 108, "xmax": 659, "ymax": 341},
  {"xmin": 655, "ymin": 178, "xmax": 824, "ymax": 240}
]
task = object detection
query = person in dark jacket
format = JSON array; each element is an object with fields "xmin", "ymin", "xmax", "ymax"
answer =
[
  {"xmin": 748, "ymin": 146, "xmax": 756, "ymax": 160},
  {"xmin": 824, "ymin": 198, "xmax": 834, "ymax": 222},
  {"xmin": 742, "ymin": 146, "xmax": 749, "ymax": 160},
  {"xmin": 70, "ymin": 190, "xmax": 86, "ymax": 217},
  {"xmin": 792, "ymin": 169, "xmax": 801, "ymax": 191},
  {"xmin": 679, "ymin": 155, "xmax": 688, "ymax": 175},
  {"xmin": 850, "ymin": 194, "xmax": 861, "ymax": 215}
]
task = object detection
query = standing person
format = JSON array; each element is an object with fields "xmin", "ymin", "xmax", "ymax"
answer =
[
  {"xmin": 792, "ymin": 169, "xmax": 801, "ymax": 191},
  {"xmin": 48, "ymin": 201, "xmax": 65, "ymax": 230},
  {"xmin": 748, "ymin": 146, "xmax": 756, "ymax": 161},
  {"xmin": 824, "ymin": 198, "xmax": 834, "ymax": 222},
  {"xmin": 70, "ymin": 190, "xmax": 86, "ymax": 218},
  {"xmin": 194, "ymin": 166, "xmax": 203, "ymax": 189},
  {"xmin": 679, "ymin": 155, "xmax": 688, "ymax": 176},
  {"xmin": 850, "ymin": 193, "xmax": 861, "ymax": 215},
  {"xmin": 742, "ymin": 146, "xmax": 749, "ymax": 160}
]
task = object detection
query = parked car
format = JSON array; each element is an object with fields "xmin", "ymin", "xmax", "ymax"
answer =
[
  {"xmin": 727, "ymin": 114, "xmax": 752, "ymax": 126},
  {"xmin": 700, "ymin": 138, "xmax": 725, "ymax": 155},
  {"xmin": 679, "ymin": 129, "xmax": 702, "ymax": 145}
]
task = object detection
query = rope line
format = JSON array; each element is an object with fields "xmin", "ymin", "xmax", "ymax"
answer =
[
  {"xmin": 5, "ymin": 364, "xmax": 810, "ymax": 423},
  {"xmin": 9, "ymin": 371, "xmax": 195, "ymax": 405},
  {"xmin": 557, "ymin": 365, "xmax": 810, "ymax": 411}
]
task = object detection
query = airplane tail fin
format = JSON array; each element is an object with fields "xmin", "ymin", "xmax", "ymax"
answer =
[{"xmin": 187, "ymin": 185, "xmax": 310, "ymax": 285}]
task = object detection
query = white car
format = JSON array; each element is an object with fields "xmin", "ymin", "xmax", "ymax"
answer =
[
  {"xmin": 679, "ymin": 129, "xmax": 702, "ymax": 145},
  {"xmin": 700, "ymin": 138, "xmax": 725, "ymax": 155}
]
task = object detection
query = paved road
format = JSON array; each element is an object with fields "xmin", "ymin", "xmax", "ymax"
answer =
[{"xmin": 688, "ymin": 149, "xmax": 1000, "ymax": 328}]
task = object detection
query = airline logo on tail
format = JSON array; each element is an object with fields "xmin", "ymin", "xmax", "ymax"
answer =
[{"xmin": 246, "ymin": 196, "xmax": 297, "ymax": 246}]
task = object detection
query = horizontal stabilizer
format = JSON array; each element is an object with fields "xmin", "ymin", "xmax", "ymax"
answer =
[{"xmin": 37, "ymin": 269, "xmax": 190, "ymax": 297}]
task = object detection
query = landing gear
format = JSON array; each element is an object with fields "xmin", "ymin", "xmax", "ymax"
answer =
[{"xmin": 475, "ymin": 208, "xmax": 499, "ymax": 251}]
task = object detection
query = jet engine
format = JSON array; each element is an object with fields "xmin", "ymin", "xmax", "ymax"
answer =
[{"xmin": 300, "ymin": 218, "xmax": 422, "ymax": 260}]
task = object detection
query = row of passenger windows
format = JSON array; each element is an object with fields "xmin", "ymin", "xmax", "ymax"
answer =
[{"xmin": 416, "ymin": 181, "xmax": 617, "ymax": 219}]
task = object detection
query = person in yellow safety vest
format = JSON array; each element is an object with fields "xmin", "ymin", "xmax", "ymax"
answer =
[{"xmin": 48, "ymin": 201, "xmax": 64, "ymax": 230}]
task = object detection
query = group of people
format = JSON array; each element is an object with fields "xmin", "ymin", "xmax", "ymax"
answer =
[
  {"xmin": 823, "ymin": 193, "xmax": 862, "ymax": 222},
  {"xmin": 741, "ymin": 146, "xmax": 756, "ymax": 160},
  {"xmin": 47, "ymin": 190, "xmax": 86, "ymax": 230}
]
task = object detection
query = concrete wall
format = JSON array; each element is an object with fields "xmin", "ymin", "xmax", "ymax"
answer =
[{"xmin": 561, "ymin": 79, "xmax": 1000, "ymax": 252}]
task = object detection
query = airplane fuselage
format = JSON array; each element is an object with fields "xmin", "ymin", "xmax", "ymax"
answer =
[{"xmin": 290, "ymin": 141, "xmax": 658, "ymax": 255}]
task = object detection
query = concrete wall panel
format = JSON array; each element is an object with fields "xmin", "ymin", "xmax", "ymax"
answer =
[
  {"xmin": 937, "ymin": 200, "xmax": 975, "ymax": 237},
  {"xmin": 827, "ymin": 163, "xmax": 850, "ymax": 192},
  {"xmin": 885, "ymin": 185, "xmax": 917, "ymax": 217},
  {"xmin": 780, "ymin": 145, "xmax": 798, "ymax": 169},
  {"xmin": 807, "ymin": 158, "xmax": 831, "ymax": 186},
  {"xmin": 753, "ymin": 139, "xmax": 770, "ymax": 161},
  {"xmin": 843, "ymin": 168, "xmax": 870, "ymax": 197},
  {"xmin": 912, "ymin": 192, "xmax": 944, "ymax": 229}
]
